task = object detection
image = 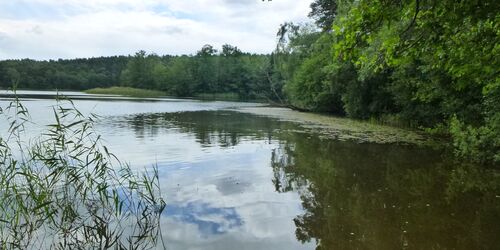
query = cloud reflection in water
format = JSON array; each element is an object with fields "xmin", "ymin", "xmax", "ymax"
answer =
[{"xmin": 164, "ymin": 202, "xmax": 243, "ymax": 237}]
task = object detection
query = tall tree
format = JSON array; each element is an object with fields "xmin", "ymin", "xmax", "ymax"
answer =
[
  {"xmin": 309, "ymin": 0, "xmax": 337, "ymax": 31},
  {"xmin": 195, "ymin": 45, "xmax": 218, "ymax": 93},
  {"xmin": 121, "ymin": 50, "xmax": 157, "ymax": 89}
]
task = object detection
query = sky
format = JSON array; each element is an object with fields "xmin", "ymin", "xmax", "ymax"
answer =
[{"xmin": 0, "ymin": 0, "xmax": 313, "ymax": 60}]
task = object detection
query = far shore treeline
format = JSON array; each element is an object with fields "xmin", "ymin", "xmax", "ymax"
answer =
[
  {"xmin": 0, "ymin": 47, "xmax": 271, "ymax": 100},
  {"xmin": 0, "ymin": 0, "xmax": 498, "ymax": 165}
]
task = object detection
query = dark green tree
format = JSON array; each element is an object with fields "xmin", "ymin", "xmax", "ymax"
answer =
[
  {"xmin": 121, "ymin": 50, "xmax": 157, "ymax": 89},
  {"xmin": 309, "ymin": 0, "xmax": 337, "ymax": 31}
]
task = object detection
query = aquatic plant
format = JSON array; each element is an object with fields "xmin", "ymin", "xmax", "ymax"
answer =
[{"xmin": 0, "ymin": 95, "xmax": 165, "ymax": 249}]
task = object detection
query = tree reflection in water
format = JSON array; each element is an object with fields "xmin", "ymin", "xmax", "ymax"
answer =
[{"xmin": 271, "ymin": 135, "xmax": 500, "ymax": 249}]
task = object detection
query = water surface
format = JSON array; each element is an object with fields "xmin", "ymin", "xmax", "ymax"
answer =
[{"xmin": 0, "ymin": 91, "xmax": 498, "ymax": 249}]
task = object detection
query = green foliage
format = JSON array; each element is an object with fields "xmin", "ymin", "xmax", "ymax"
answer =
[
  {"xmin": 309, "ymin": 0, "xmax": 337, "ymax": 31},
  {"xmin": 285, "ymin": 34, "xmax": 344, "ymax": 113},
  {"xmin": 0, "ymin": 46, "xmax": 272, "ymax": 100},
  {"xmin": 341, "ymin": 69, "xmax": 395, "ymax": 119},
  {"xmin": 270, "ymin": 23, "xmax": 322, "ymax": 103},
  {"xmin": 158, "ymin": 56, "xmax": 197, "ymax": 97},
  {"xmin": 121, "ymin": 50, "xmax": 158, "ymax": 89},
  {"xmin": 449, "ymin": 80, "xmax": 500, "ymax": 164},
  {"xmin": 0, "ymin": 56, "xmax": 128, "ymax": 90},
  {"xmin": 274, "ymin": 0, "xmax": 499, "ymax": 164},
  {"xmin": 331, "ymin": 0, "xmax": 499, "ymax": 164}
]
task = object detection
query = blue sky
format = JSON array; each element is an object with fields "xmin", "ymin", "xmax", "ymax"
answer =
[{"xmin": 0, "ymin": 0, "xmax": 312, "ymax": 60}]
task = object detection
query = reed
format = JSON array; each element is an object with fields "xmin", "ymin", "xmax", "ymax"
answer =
[{"xmin": 0, "ymin": 94, "xmax": 166, "ymax": 249}]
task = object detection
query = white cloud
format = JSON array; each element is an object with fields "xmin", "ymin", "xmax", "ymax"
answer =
[{"xmin": 0, "ymin": 0, "xmax": 313, "ymax": 59}]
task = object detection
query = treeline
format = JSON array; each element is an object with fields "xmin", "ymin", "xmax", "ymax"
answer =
[
  {"xmin": 0, "ymin": 46, "xmax": 271, "ymax": 100},
  {"xmin": 268, "ymin": 0, "xmax": 499, "ymax": 165},
  {"xmin": 0, "ymin": 56, "xmax": 128, "ymax": 90},
  {"xmin": 120, "ymin": 46, "xmax": 270, "ymax": 99}
]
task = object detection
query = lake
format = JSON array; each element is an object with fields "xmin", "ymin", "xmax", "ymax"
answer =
[{"xmin": 1, "ymin": 90, "xmax": 498, "ymax": 249}]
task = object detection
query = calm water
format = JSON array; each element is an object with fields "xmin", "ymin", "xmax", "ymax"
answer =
[{"xmin": 1, "ymin": 91, "xmax": 499, "ymax": 249}]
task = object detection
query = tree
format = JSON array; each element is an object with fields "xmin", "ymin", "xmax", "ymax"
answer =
[
  {"xmin": 121, "ymin": 50, "xmax": 157, "ymax": 89},
  {"xmin": 221, "ymin": 44, "xmax": 242, "ymax": 57},
  {"xmin": 196, "ymin": 44, "xmax": 218, "ymax": 57},
  {"xmin": 161, "ymin": 56, "xmax": 196, "ymax": 96},
  {"xmin": 309, "ymin": 0, "xmax": 337, "ymax": 31},
  {"xmin": 285, "ymin": 33, "xmax": 345, "ymax": 114},
  {"xmin": 331, "ymin": 0, "xmax": 499, "ymax": 163},
  {"xmin": 194, "ymin": 45, "xmax": 218, "ymax": 93}
]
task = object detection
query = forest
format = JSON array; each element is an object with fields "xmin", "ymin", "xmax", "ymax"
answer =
[
  {"xmin": 0, "ymin": 47, "xmax": 271, "ymax": 100},
  {"xmin": 0, "ymin": 0, "xmax": 498, "ymax": 165}
]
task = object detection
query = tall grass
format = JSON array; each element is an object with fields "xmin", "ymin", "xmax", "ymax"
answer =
[
  {"xmin": 85, "ymin": 87, "xmax": 166, "ymax": 98},
  {"xmin": 195, "ymin": 92, "xmax": 240, "ymax": 101},
  {"xmin": 0, "ymin": 94, "xmax": 165, "ymax": 249}
]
